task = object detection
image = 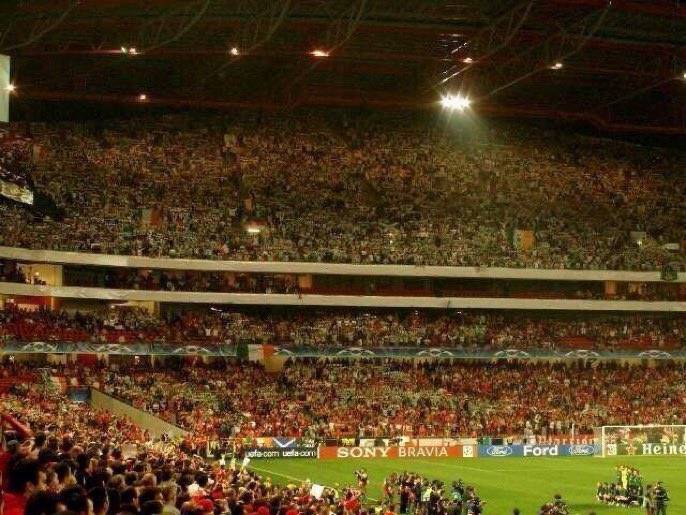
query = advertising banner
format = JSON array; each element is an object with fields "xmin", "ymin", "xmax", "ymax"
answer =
[
  {"xmin": 319, "ymin": 445, "xmax": 474, "ymax": 460},
  {"xmin": 247, "ymin": 437, "xmax": 317, "ymax": 449},
  {"xmin": 414, "ymin": 438, "xmax": 463, "ymax": 447},
  {"xmin": 4, "ymin": 340, "xmax": 686, "ymax": 361},
  {"xmin": 244, "ymin": 447, "xmax": 319, "ymax": 459},
  {"xmin": 600, "ymin": 425, "xmax": 686, "ymax": 457},
  {"xmin": 478, "ymin": 444, "xmax": 595, "ymax": 458},
  {"xmin": 605, "ymin": 443, "xmax": 686, "ymax": 457}
]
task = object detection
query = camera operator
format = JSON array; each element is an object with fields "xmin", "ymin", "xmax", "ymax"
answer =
[
  {"xmin": 450, "ymin": 480, "xmax": 465, "ymax": 515},
  {"xmin": 466, "ymin": 496, "xmax": 485, "ymax": 515},
  {"xmin": 427, "ymin": 481, "xmax": 444, "ymax": 515}
]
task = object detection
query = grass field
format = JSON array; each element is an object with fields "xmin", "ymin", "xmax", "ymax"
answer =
[{"xmin": 249, "ymin": 456, "xmax": 684, "ymax": 514}]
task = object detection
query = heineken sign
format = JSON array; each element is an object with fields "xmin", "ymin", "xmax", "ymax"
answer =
[{"xmin": 606, "ymin": 443, "xmax": 686, "ymax": 456}]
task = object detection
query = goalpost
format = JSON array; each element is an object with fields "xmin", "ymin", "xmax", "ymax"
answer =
[{"xmin": 594, "ymin": 425, "xmax": 686, "ymax": 457}]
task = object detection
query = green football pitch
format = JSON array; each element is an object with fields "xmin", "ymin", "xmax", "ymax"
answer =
[{"xmin": 248, "ymin": 456, "xmax": 684, "ymax": 514}]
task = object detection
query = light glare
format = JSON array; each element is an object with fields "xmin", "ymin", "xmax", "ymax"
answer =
[
  {"xmin": 5, "ymin": 83, "xmax": 16, "ymax": 93},
  {"xmin": 230, "ymin": 47, "xmax": 240, "ymax": 56},
  {"xmin": 138, "ymin": 93, "xmax": 147, "ymax": 101},
  {"xmin": 550, "ymin": 62, "xmax": 563, "ymax": 70},
  {"xmin": 462, "ymin": 57, "xmax": 473, "ymax": 64},
  {"xmin": 440, "ymin": 93, "xmax": 471, "ymax": 111},
  {"xmin": 310, "ymin": 49, "xmax": 329, "ymax": 57}
]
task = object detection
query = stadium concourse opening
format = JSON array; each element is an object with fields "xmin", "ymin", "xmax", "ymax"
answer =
[{"xmin": 1, "ymin": 1, "xmax": 686, "ymax": 515}]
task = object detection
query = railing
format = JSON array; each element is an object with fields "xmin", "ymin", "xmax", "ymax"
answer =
[
  {"xmin": 2, "ymin": 281, "xmax": 686, "ymax": 310},
  {"xmin": 1, "ymin": 245, "xmax": 683, "ymax": 282}
]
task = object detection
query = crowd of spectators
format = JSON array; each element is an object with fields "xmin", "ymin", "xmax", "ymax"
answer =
[
  {"xmin": 1, "ymin": 306, "xmax": 684, "ymax": 351},
  {"xmin": 0, "ymin": 358, "xmax": 676, "ymax": 515},
  {"xmin": 1, "ymin": 114, "xmax": 685, "ymax": 271},
  {"xmin": 0, "ymin": 129, "xmax": 32, "ymax": 189},
  {"xmin": 71, "ymin": 360, "xmax": 686, "ymax": 443},
  {"xmin": 0, "ymin": 373, "xmax": 357, "ymax": 515}
]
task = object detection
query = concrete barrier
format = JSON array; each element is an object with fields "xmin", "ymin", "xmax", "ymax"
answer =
[{"xmin": 90, "ymin": 389, "xmax": 188, "ymax": 439}]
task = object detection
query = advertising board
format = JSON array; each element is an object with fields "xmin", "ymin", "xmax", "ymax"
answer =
[
  {"xmin": 319, "ymin": 445, "xmax": 475, "ymax": 460},
  {"xmin": 477, "ymin": 444, "xmax": 595, "ymax": 457}
]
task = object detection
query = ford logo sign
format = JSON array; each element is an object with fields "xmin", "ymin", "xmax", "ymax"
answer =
[
  {"xmin": 486, "ymin": 446, "xmax": 513, "ymax": 457},
  {"xmin": 568, "ymin": 445, "xmax": 594, "ymax": 456}
]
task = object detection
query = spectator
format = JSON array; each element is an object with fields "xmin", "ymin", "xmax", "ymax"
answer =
[
  {"xmin": 1, "ymin": 115, "xmax": 685, "ymax": 271},
  {"xmin": 4, "ymin": 458, "xmax": 46, "ymax": 515}
]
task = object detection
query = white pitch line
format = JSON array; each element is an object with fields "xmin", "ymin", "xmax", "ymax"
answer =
[{"xmin": 248, "ymin": 465, "xmax": 380, "ymax": 502}]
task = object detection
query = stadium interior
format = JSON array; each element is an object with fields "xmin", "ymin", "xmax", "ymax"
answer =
[{"xmin": 0, "ymin": 1, "xmax": 686, "ymax": 515}]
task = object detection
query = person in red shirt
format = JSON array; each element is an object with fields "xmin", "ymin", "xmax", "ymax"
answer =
[
  {"xmin": 0, "ymin": 439, "xmax": 18, "ymax": 493},
  {"xmin": 2, "ymin": 458, "xmax": 46, "ymax": 515},
  {"xmin": 285, "ymin": 502, "xmax": 300, "ymax": 515},
  {"xmin": 196, "ymin": 498, "xmax": 215, "ymax": 515},
  {"xmin": 343, "ymin": 491, "xmax": 361, "ymax": 514}
]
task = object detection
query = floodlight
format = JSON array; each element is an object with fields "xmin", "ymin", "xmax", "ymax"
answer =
[{"xmin": 440, "ymin": 93, "xmax": 471, "ymax": 111}]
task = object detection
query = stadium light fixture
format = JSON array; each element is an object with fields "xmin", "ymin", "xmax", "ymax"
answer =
[
  {"xmin": 230, "ymin": 47, "xmax": 240, "ymax": 56},
  {"xmin": 440, "ymin": 93, "xmax": 471, "ymax": 111},
  {"xmin": 550, "ymin": 62, "xmax": 563, "ymax": 70},
  {"xmin": 138, "ymin": 93, "xmax": 147, "ymax": 101},
  {"xmin": 310, "ymin": 49, "xmax": 330, "ymax": 58}
]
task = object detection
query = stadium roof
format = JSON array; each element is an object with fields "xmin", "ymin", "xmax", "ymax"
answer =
[{"xmin": 1, "ymin": 0, "xmax": 686, "ymax": 134}]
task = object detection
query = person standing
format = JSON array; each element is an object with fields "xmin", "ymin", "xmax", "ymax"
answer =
[
  {"xmin": 654, "ymin": 482, "xmax": 669, "ymax": 515},
  {"xmin": 399, "ymin": 482, "xmax": 410, "ymax": 515},
  {"xmin": 355, "ymin": 469, "xmax": 369, "ymax": 498},
  {"xmin": 643, "ymin": 485, "xmax": 654, "ymax": 515}
]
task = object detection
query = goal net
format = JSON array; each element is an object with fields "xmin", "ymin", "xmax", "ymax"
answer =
[{"xmin": 594, "ymin": 425, "xmax": 686, "ymax": 457}]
